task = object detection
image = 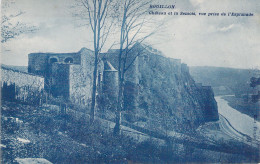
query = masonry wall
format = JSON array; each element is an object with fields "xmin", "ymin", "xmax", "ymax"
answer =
[
  {"xmin": 69, "ymin": 65, "xmax": 93, "ymax": 106},
  {"xmin": 69, "ymin": 48, "xmax": 104, "ymax": 106},
  {"xmin": 28, "ymin": 53, "xmax": 49, "ymax": 76},
  {"xmin": 28, "ymin": 52, "xmax": 81, "ymax": 77},
  {"xmin": 1, "ymin": 67, "xmax": 44, "ymax": 103},
  {"xmin": 51, "ymin": 63, "xmax": 70, "ymax": 99}
]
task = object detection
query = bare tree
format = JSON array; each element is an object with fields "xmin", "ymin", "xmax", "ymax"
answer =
[
  {"xmin": 80, "ymin": 0, "xmax": 114, "ymax": 123},
  {"xmin": 1, "ymin": 0, "xmax": 38, "ymax": 43},
  {"xmin": 113, "ymin": 0, "xmax": 162, "ymax": 135}
]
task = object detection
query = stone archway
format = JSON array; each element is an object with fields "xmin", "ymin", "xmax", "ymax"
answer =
[
  {"xmin": 49, "ymin": 57, "xmax": 59, "ymax": 64},
  {"xmin": 64, "ymin": 57, "xmax": 73, "ymax": 64}
]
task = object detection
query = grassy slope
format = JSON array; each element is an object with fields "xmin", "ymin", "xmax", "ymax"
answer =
[
  {"xmin": 0, "ymin": 101, "xmax": 187, "ymax": 163},
  {"xmin": 1, "ymin": 101, "xmax": 258, "ymax": 163}
]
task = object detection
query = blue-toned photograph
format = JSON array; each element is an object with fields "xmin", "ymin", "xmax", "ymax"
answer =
[{"xmin": 1, "ymin": 0, "xmax": 260, "ymax": 163}]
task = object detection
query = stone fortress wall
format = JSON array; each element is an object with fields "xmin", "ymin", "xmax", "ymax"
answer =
[
  {"xmin": 28, "ymin": 52, "xmax": 81, "ymax": 76},
  {"xmin": 1, "ymin": 66, "xmax": 44, "ymax": 103},
  {"xmin": 2, "ymin": 43, "xmax": 219, "ymax": 128}
]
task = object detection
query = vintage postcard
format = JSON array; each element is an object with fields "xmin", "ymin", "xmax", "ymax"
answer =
[{"xmin": 1, "ymin": 0, "xmax": 259, "ymax": 163}]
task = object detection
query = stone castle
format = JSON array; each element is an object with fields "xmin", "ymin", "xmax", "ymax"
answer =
[{"xmin": 1, "ymin": 43, "xmax": 219, "ymax": 128}]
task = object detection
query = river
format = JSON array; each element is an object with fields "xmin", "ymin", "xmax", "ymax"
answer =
[{"xmin": 216, "ymin": 96, "xmax": 260, "ymax": 141}]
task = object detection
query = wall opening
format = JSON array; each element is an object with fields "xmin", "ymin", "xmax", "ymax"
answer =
[
  {"xmin": 2, "ymin": 82, "xmax": 16, "ymax": 101},
  {"xmin": 49, "ymin": 57, "xmax": 58, "ymax": 64},
  {"xmin": 64, "ymin": 57, "xmax": 73, "ymax": 64}
]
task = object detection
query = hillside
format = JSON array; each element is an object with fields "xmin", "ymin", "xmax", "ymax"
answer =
[
  {"xmin": 1, "ymin": 64, "xmax": 28, "ymax": 73},
  {"xmin": 190, "ymin": 66, "xmax": 259, "ymax": 96},
  {"xmin": 1, "ymin": 100, "xmax": 258, "ymax": 163}
]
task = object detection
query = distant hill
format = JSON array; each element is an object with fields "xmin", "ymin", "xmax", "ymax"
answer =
[
  {"xmin": 190, "ymin": 66, "xmax": 259, "ymax": 96},
  {"xmin": 1, "ymin": 64, "xmax": 28, "ymax": 73}
]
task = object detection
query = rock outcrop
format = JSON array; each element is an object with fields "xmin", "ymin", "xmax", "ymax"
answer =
[{"xmin": 104, "ymin": 44, "xmax": 219, "ymax": 131}]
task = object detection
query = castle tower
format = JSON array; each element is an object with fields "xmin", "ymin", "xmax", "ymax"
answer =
[
  {"xmin": 101, "ymin": 61, "xmax": 119, "ymax": 110},
  {"xmin": 103, "ymin": 61, "xmax": 118, "ymax": 95}
]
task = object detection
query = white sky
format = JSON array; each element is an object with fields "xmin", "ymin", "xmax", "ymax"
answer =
[{"xmin": 1, "ymin": 0, "xmax": 260, "ymax": 69}]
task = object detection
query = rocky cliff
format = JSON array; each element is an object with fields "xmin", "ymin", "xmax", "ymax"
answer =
[{"xmin": 104, "ymin": 44, "xmax": 219, "ymax": 132}]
